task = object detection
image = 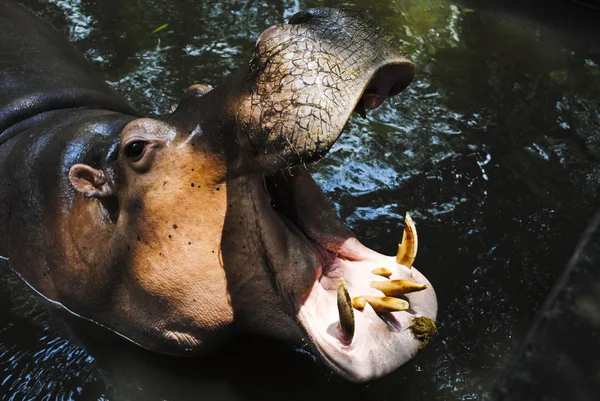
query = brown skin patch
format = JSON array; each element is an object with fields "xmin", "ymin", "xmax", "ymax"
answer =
[
  {"xmin": 62, "ymin": 118, "xmax": 234, "ymax": 352},
  {"xmin": 112, "ymin": 119, "xmax": 233, "ymax": 350}
]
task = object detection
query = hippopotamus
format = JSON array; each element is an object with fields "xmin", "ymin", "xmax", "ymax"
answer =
[{"xmin": 0, "ymin": 0, "xmax": 437, "ymax": 382}]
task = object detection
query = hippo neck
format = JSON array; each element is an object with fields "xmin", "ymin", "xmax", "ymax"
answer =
[
  {"xmin": 0, "ymin": 1, "xmax": 138, "ymax": 140},
  {"xmin": 0, "ymin": 108, "xmax": 135, "ymax": 300},
  {"xmin": 0, "ymin": 107, "xmax": 110, "ymax": 147}
]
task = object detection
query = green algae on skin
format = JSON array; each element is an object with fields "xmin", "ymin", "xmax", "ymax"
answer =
[{"xmin": 409, "ymin": 316, "xmax": 437, "ymax": 350}]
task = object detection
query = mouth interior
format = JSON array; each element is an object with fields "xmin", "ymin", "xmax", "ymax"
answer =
[
  {"xmin": 353, "ymin": 63, "xmax": 414, "ymax": 118},
  {"xmin": 260, "ymin": 63, "xmax": 436, "ymax": 382}
]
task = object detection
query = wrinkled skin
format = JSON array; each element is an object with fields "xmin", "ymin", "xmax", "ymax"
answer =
[{"xmin": 0, "ymin": 1, "xmax": 437, "ymax": 382}]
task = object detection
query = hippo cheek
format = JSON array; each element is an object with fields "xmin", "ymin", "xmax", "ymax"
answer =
[{"xmin": 80, "ymin": 134, "xmax": 239, "ymax": 354}]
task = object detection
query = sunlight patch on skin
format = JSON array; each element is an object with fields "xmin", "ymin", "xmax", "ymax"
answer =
[
  {"xmin": 180, "ymin": 124, "xmax": 203, "ymax": 147},
  {"xmin": 5, "ymin": 266, "xmax": 148, "ymax": 350},
  {"xmin": 163, "ymin": 330, "xmax": 201, "ymax": 349}
]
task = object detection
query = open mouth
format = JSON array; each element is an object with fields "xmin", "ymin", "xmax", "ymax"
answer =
[{"xmin": 260, "ymin": 64, "xmax": 438, "ymax": 382}]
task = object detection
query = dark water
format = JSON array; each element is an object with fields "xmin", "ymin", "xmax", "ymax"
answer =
[{"xmin": 1, "ymin": 0, "xmax": 600, "ymax": 400}]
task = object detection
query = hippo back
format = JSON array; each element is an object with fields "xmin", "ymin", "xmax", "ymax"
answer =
[{"xmin": 0, "ymin": 0, "xmax": 137, "ymax": 143}]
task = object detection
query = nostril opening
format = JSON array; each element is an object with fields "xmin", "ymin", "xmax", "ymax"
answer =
[{"xmin": 288, "ymin": 10, "xmax": 313, "ymax": 25}]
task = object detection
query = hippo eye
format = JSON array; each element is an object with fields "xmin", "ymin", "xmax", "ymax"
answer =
[{"xmin": 124, "ymin": 141, "xmax": 147, "ymax": 161}]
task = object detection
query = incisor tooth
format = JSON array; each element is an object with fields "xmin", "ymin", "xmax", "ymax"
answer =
[
  {"xmin": 355, "ymin": 296, "xmax": 409, "ymax": 313},
  {"xmin": 371, "ymin": 267, "xmax": 392, "ymax": 278},
  {"xmin": 370, "ymin": 280, "xmax": 427, "ymax": 296},
  {"xmin": 337, "ymin": 279, "xmax": 355, "ymax": 339},
  {"xmin": 396, "ymin": 212, "xmax": 418, "ymax": 268},
  {"xmin": 352, "ymin": 297, "xmax": 367, "ymax": 310}
]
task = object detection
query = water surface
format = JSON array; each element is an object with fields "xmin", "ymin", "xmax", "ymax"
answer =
[{"xmin": 1, "ymin": 0, "xmax": 599, "ymax": 399}]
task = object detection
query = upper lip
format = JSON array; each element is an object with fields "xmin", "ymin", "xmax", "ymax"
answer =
[{"xmin": 249, "ymin": 16, "xmax": 415, "ymax": 168}]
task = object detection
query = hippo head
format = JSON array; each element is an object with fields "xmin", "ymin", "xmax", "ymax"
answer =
[{"xmin": 68, "ymin": 9, "xmax": 437, "ymax": 382}]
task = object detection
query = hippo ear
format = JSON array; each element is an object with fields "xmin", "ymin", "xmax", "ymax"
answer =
[{"xmin": 69, "ymin": 164, "xmax": 114, "ymax": 199}]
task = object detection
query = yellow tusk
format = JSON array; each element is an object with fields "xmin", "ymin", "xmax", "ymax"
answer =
[
  {"xmin": 352, "ymin": 296, "xmax": 367, "ymax": 310},
  {"xmin": 396, "ymin": 212, "xmax": 418, "ymax": 268},
  {"xmin": 359, "ymin": 296, "xmax": 409, "ymax": 313},
  {"xmin": 337, "ymin": 279, "xmax": 355, "ymax": 339},
  {"xmin": 370, "ymin": 280, "xmax": 427, "ymax": 296},
  {"xmin": 371, "ymin": 267, "xmax": 393, "ymax": 278}
]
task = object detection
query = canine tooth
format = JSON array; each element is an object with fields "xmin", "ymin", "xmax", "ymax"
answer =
[
  {"xmin": 371, "ymin": 267, "xmax": 392, "ymax": 278},
  {"xmin": 396, "ymin": 212, "xmax": 418, "ymax": 268},
  {"xmin": 370, "ymin": 280, "xmax": 427, "ymax": 296},
  {"xmin": 352, "ymin": 297, "xmax": 367, "ymax": 310},
  {"xmin": 337, "ymin": 279, "xmax": 355, "ymax": 339},
  {"xmin": 361, "ymin": 296, "xmax": 409, "ymax": 313}
]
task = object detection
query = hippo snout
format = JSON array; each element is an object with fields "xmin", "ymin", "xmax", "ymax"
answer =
[
  {"xmin": 240, "ymin": 8, "xmax": 414, "ymax": 170},
  {"xmin": 177, "ymin": 8, "xmax": 414, "ymax": 174}
]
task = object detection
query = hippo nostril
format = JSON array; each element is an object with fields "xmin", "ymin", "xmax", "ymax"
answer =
[{"xmin": 288, "ymin": 10, "xmax": 314, "ymax": 25}]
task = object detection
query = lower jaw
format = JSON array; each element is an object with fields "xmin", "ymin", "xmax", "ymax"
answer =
[
  {"xmin": 263, "ymin": 170, "xmax": 437, "ymax": 382},
  {"xmin": 297, "ymin": 251, "xmax": 436, "ymax": 382}
]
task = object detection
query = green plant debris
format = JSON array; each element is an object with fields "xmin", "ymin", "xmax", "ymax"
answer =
[
  {"xmin": 152, "ymin": 23, "xmax": 169, "ymax": 34},
  {"xmin": 409, "ymin": 316, "xmax": 437, "ymax": 350}
]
